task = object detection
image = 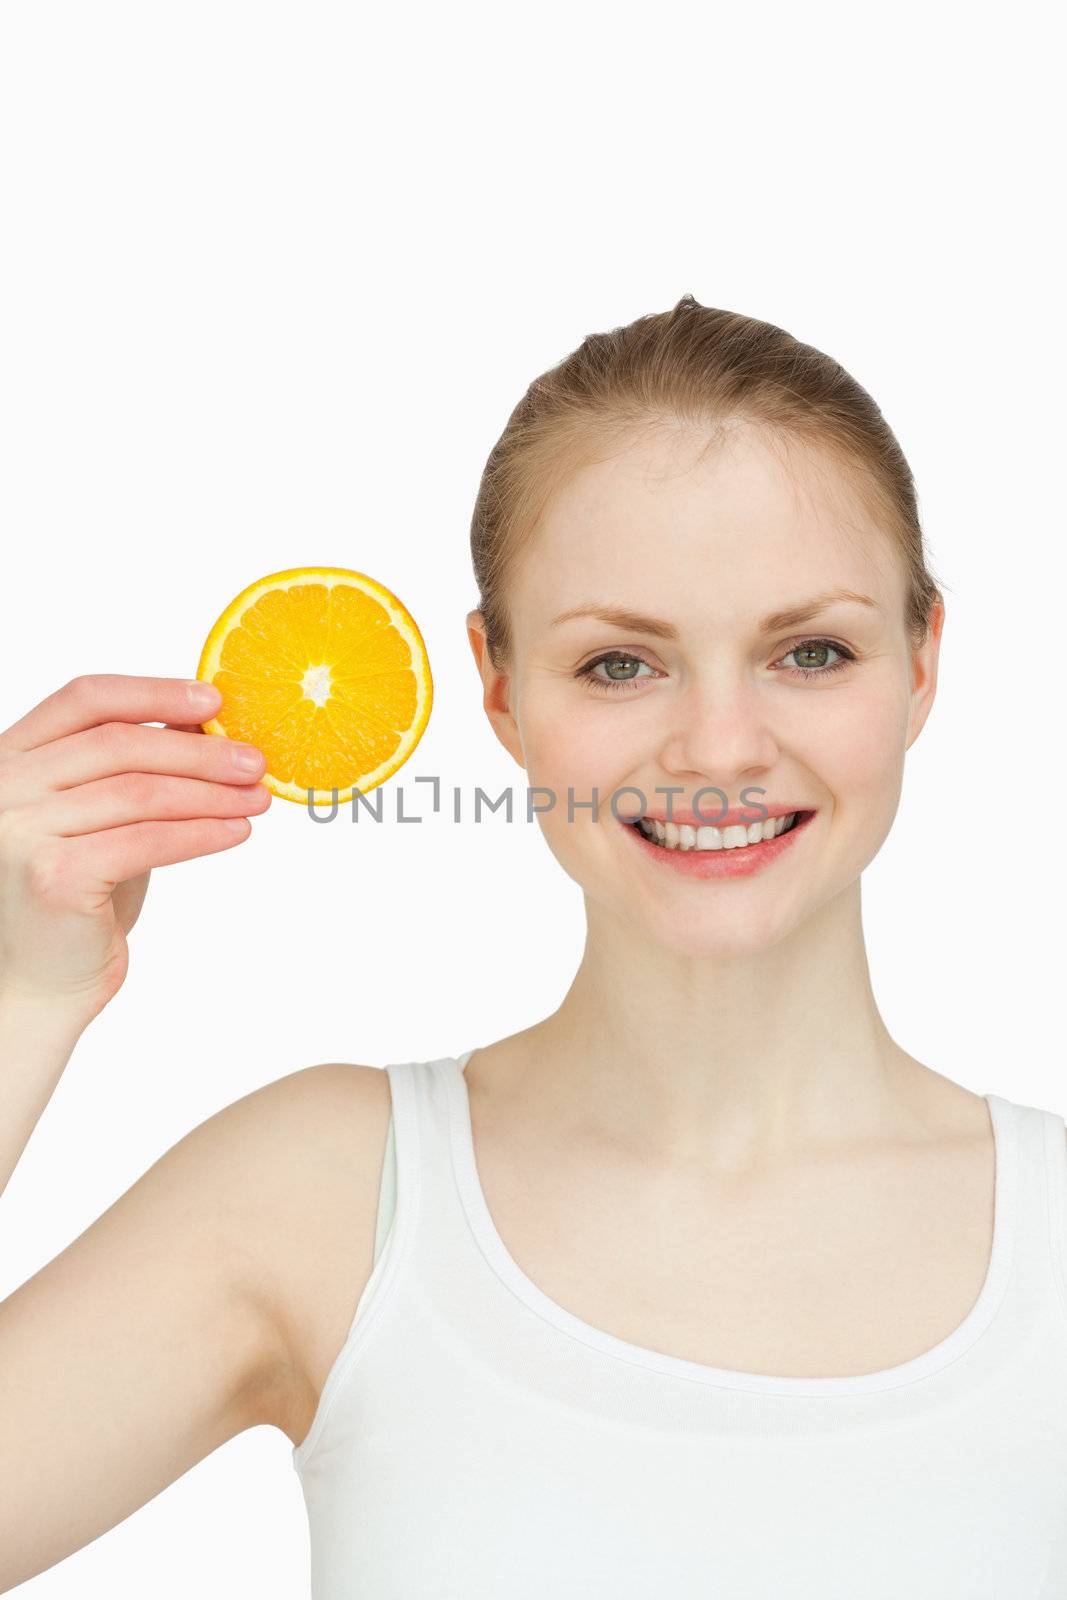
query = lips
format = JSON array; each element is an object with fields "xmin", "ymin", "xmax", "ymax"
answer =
[{"xmin": 620, "ymin": 808, "xmax": 817, "ymax": 879}]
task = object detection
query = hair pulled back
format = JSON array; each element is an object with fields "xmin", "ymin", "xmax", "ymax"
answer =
[{"xmin": 470, "ymin": 294, "xmax": 946, "ymax": 672}]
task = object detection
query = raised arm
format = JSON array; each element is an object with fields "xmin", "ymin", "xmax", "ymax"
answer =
[
  {"xmin": 0, "ymin": 1043, "xmax": 398, "ymax": 1591},
  {"xmin": 0, "ymin": 1037, "xmax": 301, "ymax": 1589},
  {"xmin": 0, "ymin": 672, "xmax": 281, "ymax": 1586}
]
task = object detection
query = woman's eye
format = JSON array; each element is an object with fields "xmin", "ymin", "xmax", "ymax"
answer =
[
  {"xmin": 574, "ymin": 652, "xmax": 656, "ymax": 694},
  {"xmin": 777, "ymin": 639, "xmax": 856, "ymax": 680}
]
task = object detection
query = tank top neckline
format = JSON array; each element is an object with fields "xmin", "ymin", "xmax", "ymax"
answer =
[{"xmin": 445, "ymin": 1049, "xmax": 1019, "ymax": 1397}]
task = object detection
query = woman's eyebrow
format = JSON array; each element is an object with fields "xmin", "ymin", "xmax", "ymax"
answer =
[{"xmin": 549, "ymin": 589, "xmax": 879, "ymax": 640}]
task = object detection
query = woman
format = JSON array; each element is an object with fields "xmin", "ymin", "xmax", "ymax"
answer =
[{"xmin": 3, "ymin": 296, "xmax": 1066, "ymax": 1595}]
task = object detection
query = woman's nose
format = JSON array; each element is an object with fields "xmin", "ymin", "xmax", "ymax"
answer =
[{"xmin": 657, "ymin": 672, "xmax": 780, "ymax": 779}]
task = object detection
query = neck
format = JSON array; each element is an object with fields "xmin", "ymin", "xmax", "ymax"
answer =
[{"xmin": 510, "ymin": 880, "xmax": 936, "ymax": 1174}]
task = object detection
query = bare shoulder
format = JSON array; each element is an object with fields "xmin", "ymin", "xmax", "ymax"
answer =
[
  {"xmin": 0, "ymin": 1060, "xmax": 392, "ymax": 1585},
  {"xmin": 254, "ymin": 1062, "xmax": 394, "ymax": 1445},
  {"xmin": 200, "ymin": 1059, "xmax": 394, "ymax": 1447}
]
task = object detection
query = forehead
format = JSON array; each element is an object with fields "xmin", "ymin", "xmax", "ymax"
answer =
[{"xmin": 514, "ymin": 421, "xmax": 900, "ymax": 631}]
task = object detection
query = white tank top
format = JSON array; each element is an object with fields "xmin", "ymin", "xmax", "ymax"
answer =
[{"xmin": 292, "ymin": 1051, "xmax": 1067, "ymax": 1596}]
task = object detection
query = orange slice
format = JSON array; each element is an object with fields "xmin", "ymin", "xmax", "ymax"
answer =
[{"xmin": 195, "ymin": 566, "xmax": 433, "ymax": 806}]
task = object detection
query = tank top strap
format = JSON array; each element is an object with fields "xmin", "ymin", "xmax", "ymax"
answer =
[
  {"xmin": 291, "ymin": 1055, "xmax": 457, "ymax": 1475},
  {"xmin": 380, "ymin": 1052, "xmax": 473, "ymax": 1262},
  {"xmin": 1037, "ymin": 1097, "xmax": 1067, "ymax": 1319},
  {"xmin": 383, "ymin": 1052, "xmax": 461, "ymax": 1181},
  {"xmin": 986, "ymin": 1093, "xmax": 1067, "ymax": 1338}
]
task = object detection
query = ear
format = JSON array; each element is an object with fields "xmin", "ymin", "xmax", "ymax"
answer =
[
  {"xmin": 904, "ymin": 599, "xmax": 945, "ymax": 752},
  {"xmin": 466, "ymin": 610, "xmax": 526, "ymax": 770}
]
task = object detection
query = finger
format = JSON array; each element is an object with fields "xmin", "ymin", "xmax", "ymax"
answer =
[
  {"xmin": 31, "ymin": 772, "xmax": 272, "ymax": 839},
  {"xmin": 67, "ymin": 815, "xmax": 256, "ymax": 888},
  {"xmin": 2, "ymin": 720, "xmax": 265, "ymax": 808},
  {"xmin": 0, "ymin": 675, "xmax": 223, "ymax": 755}
]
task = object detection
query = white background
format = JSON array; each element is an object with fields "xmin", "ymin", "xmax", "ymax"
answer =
[{"xmin": 0, "ymin": 1, "xmax": 1063, "ymax": 1592}]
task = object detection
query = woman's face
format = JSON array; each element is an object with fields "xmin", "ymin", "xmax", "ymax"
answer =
[{"xmin": 469, "ymin": 420, "xmax": 943, "ymax": 959}]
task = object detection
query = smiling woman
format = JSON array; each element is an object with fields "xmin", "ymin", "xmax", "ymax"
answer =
[
  {"xmin": 461, "ymin": 372, "xmax": 938, "ymax": 965},
  {"xmin": 4, "ymin": 296, "xmax": 1066, "ymax": 1600},
  {"xmin": 287, "ymin": 296, "xmax": 1067, "ymax": 1597}
]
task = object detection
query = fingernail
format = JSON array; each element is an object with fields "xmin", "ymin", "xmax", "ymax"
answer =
[{"xmin": 187, "ymin": 681, "xmax": 221, "ymax": 709}]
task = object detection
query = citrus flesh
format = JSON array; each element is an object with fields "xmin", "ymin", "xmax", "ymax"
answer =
[{"xmin": 195, "ymin": 566, "xmax": 433, "ymax": 806}]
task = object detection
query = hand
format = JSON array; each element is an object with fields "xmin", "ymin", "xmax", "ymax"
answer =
[{"xmin": 0, "ymin": 674, "xmax": 271, "ymax": 1025}]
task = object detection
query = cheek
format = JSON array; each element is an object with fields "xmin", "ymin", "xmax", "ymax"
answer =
[
  {"xmin": 521, "ymin": 693, "xmax": 637, "ymax": 791},
  {"xmin": 808, "ymin": 692, "xmax": 909, "ymax": 868},
  {"xmin": 518, "ymin": 694, "xmax": 641, "ymax": 865},
  {"xmin": 829, "ymin": 694, "xmax": 906, "ymax": 795}
]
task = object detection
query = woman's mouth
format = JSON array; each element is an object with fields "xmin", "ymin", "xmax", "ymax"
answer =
[{"xmin": 621, "ymin": 809, "xmax": 817, "ymax": 879}]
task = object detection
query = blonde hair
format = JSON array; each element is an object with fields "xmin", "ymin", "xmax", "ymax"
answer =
[{"xmin": 470, "ymin": 294, "xmax": 948, "ymax": 672}]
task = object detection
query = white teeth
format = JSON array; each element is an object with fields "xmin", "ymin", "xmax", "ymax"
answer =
[{"xmin": 637, "ymin": 813, "xmax": 800, "ymax": 851}]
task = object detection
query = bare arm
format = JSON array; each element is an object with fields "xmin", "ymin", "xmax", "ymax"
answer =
[
  {"xmin": 0, "ymin": 668, "xmax": 279, "ymax": 1588},
  {"xmin": 0, "ymin": 1057, "xmax": 381, "ymax": 1591},
  {"xmin": 0, "ymin": 670, "xmax": 272, "ymax": 1191},
  {"xmin": 0, "ymin": 675, "xmax": 394, "ymax": 1585},
  {"xmin": 0, "ymin": 994, "xmax": 89, "ymax": 1197}
]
